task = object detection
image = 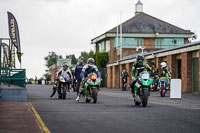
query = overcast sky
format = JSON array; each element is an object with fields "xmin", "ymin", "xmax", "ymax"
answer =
[{"xmin": 0, "ymin": 0, "xmax": 199, "ymax": 79}]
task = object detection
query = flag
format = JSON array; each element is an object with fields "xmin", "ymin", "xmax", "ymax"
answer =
[
  {"xmin": 7, "ymin": 11, "xmax": 22, "ymax": 64},
  {"xmin": 2, "ymin": 43, "xmax": 11, "ymax": 68},
  {"xmin": 10, "ymin": 43, "xmax": 15, "ymax": 68}
]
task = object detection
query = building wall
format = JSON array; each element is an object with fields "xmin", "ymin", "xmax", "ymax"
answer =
[
  {"xmin": 199, "ymin": 50, "xmax": 200, "ymax": 92},
  {"xmin": 181, "ymin": 52, "xmax": 192, "ymax": 92},
  {"xmin": 108, "ymin": 38, "xmax": 120, "ymax": 63},
  {"xmin": 167, "ymin": 55, "xmax": 177, "ymax": 78},
  {"xmin": 144, "ymin": 38, "xmax": 155, "ymax": 48},
  {"xmin": 107, "ymin": 48, "xmax": 200, "ymax": 93},
  {"xmin": 50, "ymin": 66, "xmax": 61, "ymax": 83}
]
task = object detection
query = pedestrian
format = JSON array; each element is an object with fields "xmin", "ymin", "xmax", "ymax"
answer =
[
  {"xmin": 121, "ymin": 68, "xmax": 129, "ymax": 91},
  {"xmin": 151, "ymin": 63, "xmax": 159, "ymax": 91},
  {"xmin": 75, "ymin": 60, "xmax": 84, "ymax": 96}
]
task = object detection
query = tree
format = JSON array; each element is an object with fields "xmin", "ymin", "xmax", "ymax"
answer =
[
  {"xmin": 79, "ymin": 51, "xmax": 89, "ymax": 63},
  {"xmin": 43, "ymin": 72, "xmax": 51, "ymax": 81},
  {"xmin": 44, "ymin": 51, "xmax": 58, "ymax": 81},
  {"xmin": 95, "ymin": 52, "xmax": 109, "ymax": 68},
  {"xmin": 44, "ymin": 51, "xmax": 58, "ymax": 68},
  {"xmin": 78, "ymin": 50, "xmax": 95, "ymax": 64},
  {"xmin": 66, "ymin": 54, "xmax": 77, "ymax": 65}
]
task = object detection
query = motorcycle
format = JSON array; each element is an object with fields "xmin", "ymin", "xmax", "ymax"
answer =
[
  {"xmin": 134, "ymin": 71, "xmax": 153, "ymax": 107},
  {"xmin": 58, "ymin": 75, "xmax": 71, "ymax": 99},
  {"xmin": 83, "ymin": 73, "xmax": 101, "ymax": 103},
  {"xmin": 158, "ymin": 76, "xmax": 168, "ymax": 97}
]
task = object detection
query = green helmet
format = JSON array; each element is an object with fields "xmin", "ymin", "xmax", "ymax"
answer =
[{"xmin": 136, "ymin": 55, "xmax": 144, "ymax": 65}]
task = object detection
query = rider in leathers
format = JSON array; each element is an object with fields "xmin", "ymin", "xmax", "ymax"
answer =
[
  {"xmin": 130, "ymin": 55, "xmax": 151, "ymax": 102},
  {"xmin": 76, "ymin": 58, "xmax": 101, "ymax": 101},
  {"xmin": 50, "ymin": 62, "xmax": 72, "ymax": 97},
  {"xmin": 160, "ymin": 62, "xmax": 171, "ymax": 90}
]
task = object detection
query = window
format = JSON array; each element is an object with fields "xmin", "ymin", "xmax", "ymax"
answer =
[
  {"xmin": 135, "ymin": 38, "xmax": 143, "ymax": 47},
  {"xmin": 156, "ymin": 39, "xmax": 164, "ymax": 48},
  {"xmin": 123, "ymin": 38, "xmax": 135, "ymax": 48},
  {"xmin": 106, "ymin": 40, "xmax": 110, "ymax": 52},
  {"xmin": 164, "ymin": 38, "xmax": 184, "ymax": 48},
  {"xmin": 115, "ymin": 37, "xmax": 135, "ymax": 48},
  {"xmin": 114, "ymin": 37, "xmax": 121, "ymax": 48}
]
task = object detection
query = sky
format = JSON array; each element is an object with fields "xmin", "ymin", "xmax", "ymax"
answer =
[{"xmin": 0, "ymin": 0, "xmax": 200, "ymax": 79}]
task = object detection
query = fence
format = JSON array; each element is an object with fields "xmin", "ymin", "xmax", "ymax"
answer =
[
  {"xmin": 99, "ymin": 68, "xmax": 107, "ymax": 87},
  {"xmin": 0, "ymin": 68, "xmax": 26, "ymax": 88}
]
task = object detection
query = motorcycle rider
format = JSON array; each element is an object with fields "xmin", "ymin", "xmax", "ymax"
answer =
[
  {"xmin": 130, "ymin": 55, "xmax": 151, "ymax": 102},
  {"xmin": 50, "ymin": 62, "xmax": 72, "ymax": 97},
  {"xmin": 75, "ymin": 60, "xmax": 84, "ymax": 96},
  {"xmin": 160, "ymin": 62, "xmax": 171, "ymax": 90},
  {"xmin": 76, "ymin": 58, "xmax": 101, "ymax": 101},
  {"xmin": 57, "ymin": 62, "xmax": 73, "ymax": 93}
]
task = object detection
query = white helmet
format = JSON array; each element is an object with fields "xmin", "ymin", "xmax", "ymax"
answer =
[{"xmin": 160, "ymin": 62, "xmax": 167, "ymax": 69}]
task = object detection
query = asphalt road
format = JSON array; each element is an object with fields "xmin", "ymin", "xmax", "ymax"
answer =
[{"xmin": 28, "ymin": 85, "xmax": 200, "ymax": 133}]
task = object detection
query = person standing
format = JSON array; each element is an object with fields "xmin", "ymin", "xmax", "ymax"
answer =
[
  {"xmin": 121, "ymin": 68, "xmax": 129, "ymax": 91},
  {"xmin": 75, "ymin": 60, "xmax": 84, "ymax": 96}
]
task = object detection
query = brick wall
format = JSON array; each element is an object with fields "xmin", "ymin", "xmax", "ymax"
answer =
[
  {"xmin": 167, "ymin": 55, "xmax": 177, "ymax": 78},
  {"xmin": 122, "ymin": 48, "xmax": 137, "ymax": 57},
  {"xmin": 181, "ymin": 52, "xmax": 192, "ymax": 92},
  {"xmin": 119, "ymin": 64, "xmax": 123, "ymax": 88},
  {"xmin": 156, "ymin": 57, "xmax": 163, "ymax": 75},
  {"xmin": 108, "ymin": 38, "xmax": 120, "ymax": 63},
  {"xmin": 126, "ymin": 63, "xmax": 132, "ymax": 86},
  {"xmin": 107, "ymin": 66, "xmax": 112, "ymax": 88},
  {"xmin": 199, "ymin": 50, "xmax": 200, "ymax": 92},
  {"xmin": 184, "ymin": 38, "xmax": 189, "ymax": 44},
  {"xmin": 144, "ymin": 38, "xmax": 155, "ymax": 48},
  {"xmin": 112, "ymin": 66, "xmax": 116, "ymax": 88},
  {"xmin": 108, "ymin": 38, "xmax": 162, "ymax": 63}
]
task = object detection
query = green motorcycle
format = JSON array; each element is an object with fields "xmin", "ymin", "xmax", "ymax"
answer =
[
  {"xmin": 134, "ymin": 71, "xmax": 153, "ymax": 107},
  {"xmin": 84, "ymin": 73, "xmax": 101, "ymax": 103}
]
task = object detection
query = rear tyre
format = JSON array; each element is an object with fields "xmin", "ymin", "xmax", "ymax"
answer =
[{"xmin": 142, "ymin": 90, "xmax": 148, "ymax": 107}]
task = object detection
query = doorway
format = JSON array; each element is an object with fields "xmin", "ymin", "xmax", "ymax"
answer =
[{"xmin": 192, "ymin": 58, "xmax": 199, "ymax": 92}]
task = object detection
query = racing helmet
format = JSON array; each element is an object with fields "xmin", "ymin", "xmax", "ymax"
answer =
[
  {"xmin": 63, "ymin": 62, "xmax": 69, "ymax": 70},
  {"xmin": 136, "ymin": 55, "xmax": 144, "ymax": 65},
  {"xmin": 87, "ymin": 58, "xmax": 95, "ymax": 64},
  {"xmin": 160, "ymin": 62, "xmax": 167, "ymax": 69}
]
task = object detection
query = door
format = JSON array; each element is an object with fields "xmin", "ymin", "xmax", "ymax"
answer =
[
  {"xmin": 192, "ymin": 58, "xmax": 199, "ymax": 92},
  {"xmin": 177, "ymin": 60, "xmax": 181, "ymax": 79}
]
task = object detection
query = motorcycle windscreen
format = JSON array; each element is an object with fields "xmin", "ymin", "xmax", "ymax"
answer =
[{"xmin": 141, "ymin": 73, "xmax": 149, "ymax": 80}]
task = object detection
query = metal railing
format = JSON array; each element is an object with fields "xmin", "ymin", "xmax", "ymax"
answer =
[{"xmin": 0, "ymin": 68, "xmax": 26, "ymax": 88}]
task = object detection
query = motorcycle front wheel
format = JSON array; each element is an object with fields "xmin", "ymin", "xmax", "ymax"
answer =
[
  {"xmin": 62, "ymin": 87, "xmax": 67, "ymax": 99},
  {"xmin": 92, "ymin": 88, "xmax": 97, "ymax": 103},
  {"xmin": 160, "ymin": 87, "xmax": 165, "ymax": 97},
  {"xmin": 142, "ymin": 89, "xmax": 148, "ymax": 107}
]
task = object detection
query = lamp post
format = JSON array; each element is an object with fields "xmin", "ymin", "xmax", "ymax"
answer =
[{"xmin": 136, "ymin": 46, "xmax": 145, "ymax": 55}]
